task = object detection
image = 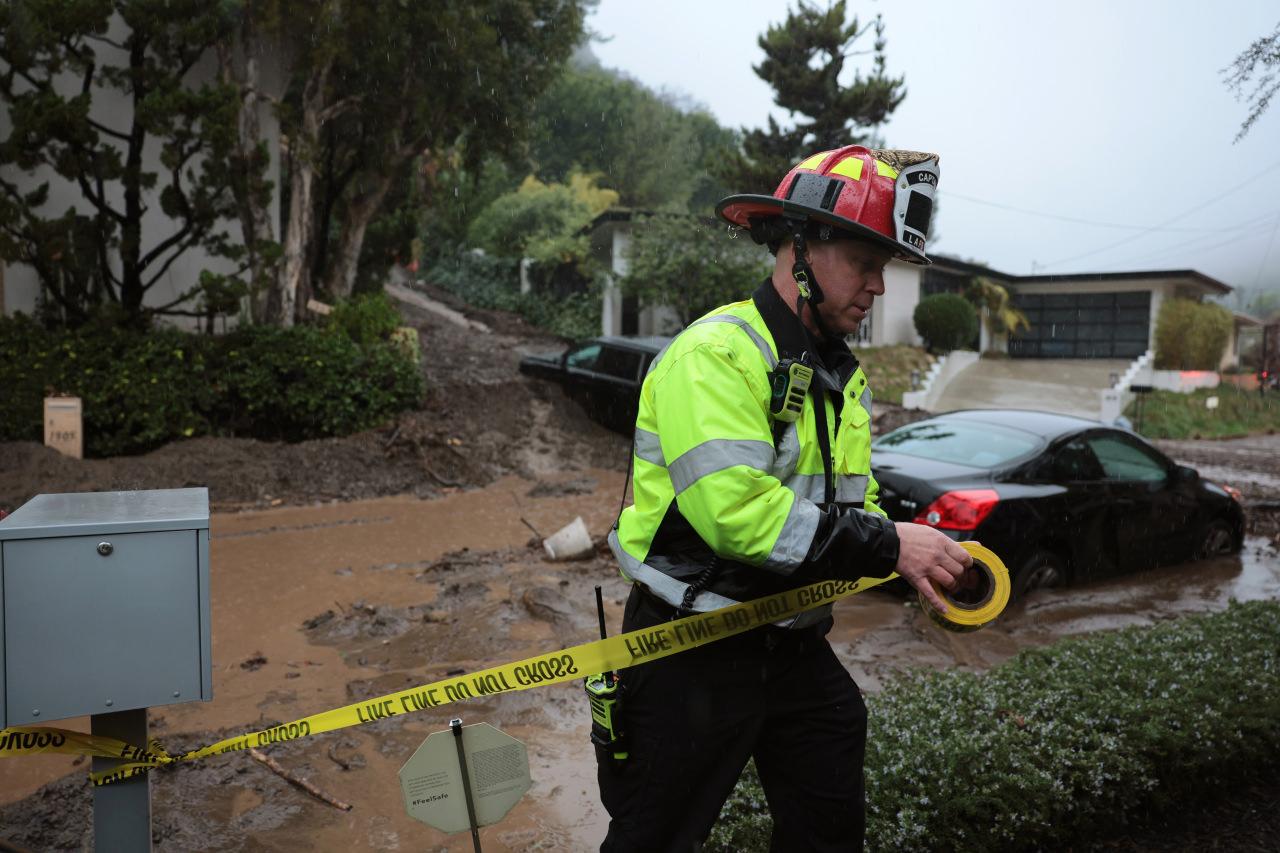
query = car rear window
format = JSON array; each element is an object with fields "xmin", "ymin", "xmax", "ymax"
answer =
[{"xmin": 873, "ymin": 421, "xmax": 1042, "ymax": 468}]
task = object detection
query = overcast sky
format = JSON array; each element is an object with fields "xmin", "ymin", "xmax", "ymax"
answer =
[{"xmin": 588, "ymin": 0, "xmax": 1280, "ymax": 298}]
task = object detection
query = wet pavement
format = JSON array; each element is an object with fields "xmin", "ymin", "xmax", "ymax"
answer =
[{"xmin": 933, "ymin": 358, "xmax": 1128, "ymax": 419}]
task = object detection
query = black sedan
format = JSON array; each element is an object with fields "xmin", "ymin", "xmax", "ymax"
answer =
[
  {"xmin": 519, "ymin": 336, "xmax": 669, "ymax": 433},
  {"xmin": 871, "ymin": 410, "xmax": 1245, "ymax": 601}
]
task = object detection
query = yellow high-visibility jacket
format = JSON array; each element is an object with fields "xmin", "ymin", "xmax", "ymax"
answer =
[{"xmin": 609, "ymin": 280, "xmax": 900, "ymax": 627}]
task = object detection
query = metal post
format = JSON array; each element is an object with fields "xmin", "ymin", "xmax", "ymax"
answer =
[
  {"xmin": 91, "ymin": 708, "xmax": 151, "ymax": 852},
  {"xmin": 450, "ymin": 718, "xmax": 482, "ymax": 853}
]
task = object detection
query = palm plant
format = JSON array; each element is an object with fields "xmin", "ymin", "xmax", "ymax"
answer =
[{"xmin": 965, "ymin": 277, "xmax": 1031, "ymax": 337}]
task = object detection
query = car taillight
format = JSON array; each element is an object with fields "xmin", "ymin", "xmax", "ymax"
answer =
[
  {"xmin": 913, "ymin": 489, "xmax": 1000, "ymax": 530},
  {"xmin": 1222, "ymin": 484, "xmax": 1243, "ymax": 503}
]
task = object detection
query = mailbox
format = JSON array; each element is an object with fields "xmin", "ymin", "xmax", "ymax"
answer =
[{"xmin": 0, "ymin": 488, "xmax": 212, "ymax": 729}]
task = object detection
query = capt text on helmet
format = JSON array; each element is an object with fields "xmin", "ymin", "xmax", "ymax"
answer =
[{"xmin": 597, "ymin": 146, "xmax": 973, "ymax": 852}]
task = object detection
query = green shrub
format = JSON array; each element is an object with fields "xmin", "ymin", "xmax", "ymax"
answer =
[
  {"xmin": 326, "ymin": 292, "xmax": 402, "ymax": 347},
  {"xmin": 210, "ymin": 324, "xmax": 422, "ymax": 442},
  {"xmin": 429, "ymin": 252, "xmax": 600, "ymax": 340},
  {"xmin": 708, "ymin": 601, "xmax": 1280, "ymax": 852},
  {"xmin": 1154, "ymin": 298, "xmax": 1232, "ymax": 369},
  {"xmin": 0, "ymin": 313, "xmax": 422, "ymax": 455},
  {"xmin": 914, "ymin": 293, "xmax": 978, "ymax": 352}
]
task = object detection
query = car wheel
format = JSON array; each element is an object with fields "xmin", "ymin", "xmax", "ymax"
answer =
[
  {"xmin": 1197, "ymin": 519, "xmax": 1236, "ymax": 559},
  {"xmin": 1011, "ymin": 551, "xmax": 1065, "ymax": 604}
]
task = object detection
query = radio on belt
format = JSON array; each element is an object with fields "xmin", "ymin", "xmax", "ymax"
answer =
[{"xmin": 0, "ymin": 488, "xmax": 213, "ymax": 728}]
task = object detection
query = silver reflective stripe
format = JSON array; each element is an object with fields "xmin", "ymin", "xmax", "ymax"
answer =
[
  {"xmin": 668, "ymin": 439, "xmax": 775, "ymax": 495},
  {"xmin": 608, "ymin": 529, "xmax": 832, "ymax": 629},
  {"xmin": 763, "ymin": 495, "xmax": 821, "ymax": 572},
  {"xmin": 633, "ymin": 428, "xmax": 665, "ymax": 467},
  {"xmin": 781, "ymin": 473, "xmax": 825, "ymax": 503},
  {"xmin": 859, "ymin": 385, "xmax": 873, "ymax": 419},
  {"xmin": 780, "ymin": 473, "xmax": 869, "ymax": 505},
  {"xmin": 609, "ymin": 529, "xmax": 739, "ymax": 612},
  {"xmin": 835, "ymin": 473, "xmax": 870, "ymax": 503},
  {"xmin": 691, "ymin": 314, "xmax": 778, "ymax": 368},
  {"xmin": 647, "ymin": 340, "xmax": 675, "ymax": 375},
  {"xmin": 771, "ymin": 422, "xmax": 800, "ymax": 479}
]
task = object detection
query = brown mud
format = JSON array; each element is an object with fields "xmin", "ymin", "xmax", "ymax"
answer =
[
  {"xmin": 1, "ymin": 476, "xmax": 1275, "ymax": 851},
  {"xmin": 0, "ymin": 281, "xmax": 627, "ymax": 515},
  {"xmin": 2, "ymin": 289, "xmax": 1278, "ymax": 850}
]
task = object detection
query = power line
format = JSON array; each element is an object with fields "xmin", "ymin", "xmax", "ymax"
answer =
[
  {"xmin": 1090, "ymin": 211, "xmax": 1280, "ymax": 267},
  {"xmin": 1039, "ymin": 156, "xmax": 1280, "ymax": 270},
  {"xmin": 944, "ymin": 191, "xmax": 1242, "ymax": 233},
  {"xmin": 1101, "ymin": 213, "xmax": 1280, "ymax": 270},
  {"xmin": 1253, "ymin": 215, "xmax": 1280, "ymax": 288}
]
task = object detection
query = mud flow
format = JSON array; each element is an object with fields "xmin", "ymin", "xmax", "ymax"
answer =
[{"xmin": 2, "ymin": 435, "xmax": 1278, "ymax": 850}]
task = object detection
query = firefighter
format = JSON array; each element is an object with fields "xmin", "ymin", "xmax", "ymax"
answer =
[{"xmin": 598, "ymin": 145, "xmax": 974, "ymax": 852}]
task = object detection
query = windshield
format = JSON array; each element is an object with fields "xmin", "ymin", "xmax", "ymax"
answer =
[{"xmin": 873, "ymin": 420, "xmax": 1043, "ymax": 468}]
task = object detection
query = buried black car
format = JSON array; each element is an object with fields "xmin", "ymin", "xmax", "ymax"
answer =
[
  {"xmin": 871, "ymin": 409, "xmax": 1245, "ymax": 601},
  {"xmin": 519, "ymin": 336, "xmax": 669, "ymax": 433}
]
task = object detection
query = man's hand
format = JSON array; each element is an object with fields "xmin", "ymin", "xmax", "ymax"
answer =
[{"xmin": 894, "ymin": 522, "xmax": 974, "ymax": 613}]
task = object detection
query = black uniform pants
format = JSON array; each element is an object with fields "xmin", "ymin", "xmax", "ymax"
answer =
[{"xmin": 597, "ymin": 585, "xmax": 867, "ymax": 852}]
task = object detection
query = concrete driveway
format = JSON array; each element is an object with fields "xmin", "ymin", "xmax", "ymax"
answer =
[{"xmin": 932, "ymin": 358, "xmax": 1130, "ymax": 420}]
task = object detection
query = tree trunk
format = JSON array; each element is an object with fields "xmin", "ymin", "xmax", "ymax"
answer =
[
  {"xmin": 324, "ymin": 169, "xmax": 396, "ymax": 300},
  {"xmin": 218, "ymin": 37, "xmax": 278, "ymax": 324},
  {"xmin": 271, "ymin": 58, "xmax": 333, "ymax": 327},
  {"xmin": 119, "ymin": 36, "xmax": 149, "ymax": 320}
]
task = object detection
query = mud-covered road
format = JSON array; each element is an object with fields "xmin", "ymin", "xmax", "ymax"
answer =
[{"xmin": 2, "ymin": 458, "xmax": 1277, "ymax": 851}]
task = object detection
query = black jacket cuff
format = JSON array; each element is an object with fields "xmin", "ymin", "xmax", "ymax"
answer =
[{"xmin": 800, "ymin": 505, "xmax": 900, "ymax": 581}]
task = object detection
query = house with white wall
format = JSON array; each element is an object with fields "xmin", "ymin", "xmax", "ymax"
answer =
[
  {"xmin": 587, "ymin": 211, "xmax": 1246, "ymax": 367},
  {"xmin": 0, "ymin": 15, "xmax": 284, "ymax": 323}
]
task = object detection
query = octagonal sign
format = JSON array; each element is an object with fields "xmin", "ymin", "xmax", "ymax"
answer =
[{"xmin": 399, "ymin": 722, "xmax": 531, "ymax": 834}]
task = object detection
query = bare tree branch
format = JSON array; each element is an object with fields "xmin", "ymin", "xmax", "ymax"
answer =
[{"xmin": 1224, "ymin": 22, "xmax": 1280, "ymax": 142}]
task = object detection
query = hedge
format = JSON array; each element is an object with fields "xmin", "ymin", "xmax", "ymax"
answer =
[
  {"xmin": 1153, "ymin": 298, "xmax": 1232, "ymax": 370},
  {"xmin": 428, "ymin": 252, "xmax": 600, "ymax": 341},
  {"xmin": 709, "ymin": 600, "xmax": 1280, "ymax": 852},
  {"xmin": 914, "ymin": 293, "xmax": 978, "ymax": 353},
  {"xmin": 0, "ymin": 306, "xmax": 422, "ymax": 456}
]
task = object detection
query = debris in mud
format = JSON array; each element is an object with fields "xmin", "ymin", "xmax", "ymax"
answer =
[
  {"xmin": 327, "ymin": 739, "xmax": 366, "ymax": 772},
  {"xmin": 303, "ymin": 610, "xmax": 335, "ymax": 630},
  {"xmin": 240, "ymin": 652, "xmax": 268, "ymax": 671},
  {"xmin": 303, "ymin": 602, "xmax": 422, "ymax": 643},
  {"xmin": 543, "ymin": 516, "xmax": 594, "ymax": 561},
  {"xmin": 521, "ymin": 586, "xmax": 576, "ymax": 623},
  {"xmin": 438, "ymin": 581, "xmax": 490, "ymax": 605},
  {"xmin": 527, "ymin": 476, "xmax": 598, "ymax": 498}
]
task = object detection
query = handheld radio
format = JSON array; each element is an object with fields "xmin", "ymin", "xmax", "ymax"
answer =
[{"xmin": 584, "ymin": 586, "xmax": 627, "ymax": 760}]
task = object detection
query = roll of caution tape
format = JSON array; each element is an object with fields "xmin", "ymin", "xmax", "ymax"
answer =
[
  {"xmin": 919, "ymin": 541, "xmax": 1011, "ymax": 633},
  {"xmin": 2, "ymin": 544, "xmax": 1011, "ymax": 785}
]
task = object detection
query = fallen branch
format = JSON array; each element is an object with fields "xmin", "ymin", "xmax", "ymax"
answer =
[
  {"xmin": 327, "ymin": 743, "xmax": 351, "ymax": 771},
  {"xmin": 422, "ymin": 461, "xmax": 462, "ymax": 488},
  {"xmin": 249, "ymin": 748, "xmax": 352, "ymax": 811}
]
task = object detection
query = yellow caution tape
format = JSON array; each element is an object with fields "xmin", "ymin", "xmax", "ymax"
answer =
[
  {"xmin": 1, "ymin": 547, "xmax": 1008, "ymax": 785},
  {"xmin": 919, "ymin": 542, "xmax": 1011, "ymax": 633}
]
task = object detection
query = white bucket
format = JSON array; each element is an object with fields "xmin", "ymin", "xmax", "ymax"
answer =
[{"xmin": 543, "ymin": 516, "xmax": 594, "ymax": 561}]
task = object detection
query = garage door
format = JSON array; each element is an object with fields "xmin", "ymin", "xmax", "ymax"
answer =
[{"xmin": 1008, "ymin": 291, "xmax": 1150, "ymax": 359}]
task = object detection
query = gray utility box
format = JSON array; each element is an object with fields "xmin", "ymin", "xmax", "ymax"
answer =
[{"xmin": 0, "ymin": 489, "xmax": 212, "ymax": 729}]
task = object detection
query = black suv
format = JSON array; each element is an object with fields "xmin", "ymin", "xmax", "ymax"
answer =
[{"xmin": 519, "ymin": 336, "xmax": 669, "ymax": 433}]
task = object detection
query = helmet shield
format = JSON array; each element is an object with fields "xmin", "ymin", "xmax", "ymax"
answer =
[{"xmin": 893, "ymin": 158, "xmax": 939, "ymax": 256}]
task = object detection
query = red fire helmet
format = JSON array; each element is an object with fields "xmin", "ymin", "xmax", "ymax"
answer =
[{"xmin": 716, "ymin": 145, "xmax": 940, "ymax": 265}]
